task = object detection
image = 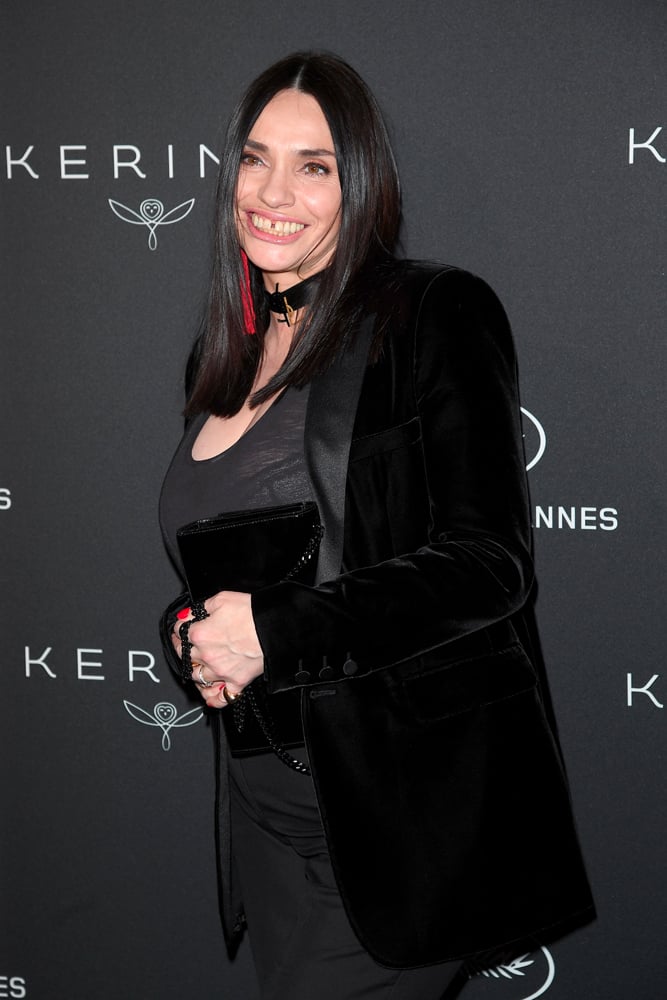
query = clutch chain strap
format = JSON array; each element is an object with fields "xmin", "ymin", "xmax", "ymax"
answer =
[
  {"xmin": 178, "ymin": 601, "xmax": 209, "ymax": 683},
  {"xmin": 233, "ymin": 523, "xmax": 322, "ymax": 775},
  {"xmin": 283, "ymin": 523, "xmax": 323, "ymax": 582},
  {"xmin": 244, "ymin": 683, "xmax": 311, "ymax": 775}
]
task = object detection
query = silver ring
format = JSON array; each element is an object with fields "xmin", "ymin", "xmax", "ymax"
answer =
[{"xmin": 196, "ymin": 664, "xmax": 215, "ymax": 688}]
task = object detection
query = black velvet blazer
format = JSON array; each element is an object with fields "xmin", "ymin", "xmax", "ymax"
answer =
[{"xmin": 216, "ymin": 263, "xmax": 594, "ymax": 966}]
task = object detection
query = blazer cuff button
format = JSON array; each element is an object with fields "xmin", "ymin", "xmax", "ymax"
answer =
[
  {"xmin": 343, "ymin": 658, "xmax": 358, "ymax": 676},
  {"xmin": 295, "ymin": 669, "xmax": 310, "ymax": 683}
]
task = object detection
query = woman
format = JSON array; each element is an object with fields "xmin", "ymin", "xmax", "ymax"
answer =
[{"xmin": 160, "ymin": 52, "xmax": 594, "ymax": 1000}]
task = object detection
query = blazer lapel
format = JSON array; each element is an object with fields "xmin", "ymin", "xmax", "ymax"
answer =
[{"xmin": 305, "ymin": 314, "xmax": 375, "ymax": 583}]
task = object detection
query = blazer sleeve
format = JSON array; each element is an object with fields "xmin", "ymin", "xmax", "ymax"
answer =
[{"xmin": 252, "ymin": 269, "xmax": 535, "ymax": 693}]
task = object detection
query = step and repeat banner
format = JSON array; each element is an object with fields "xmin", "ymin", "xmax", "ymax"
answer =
[{"xmin": 2, "ymin": 1, "xmax": 665, "ymax": 998}]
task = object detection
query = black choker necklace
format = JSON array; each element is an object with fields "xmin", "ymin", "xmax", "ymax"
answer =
[{"xmin": 264, "ymin": 273, "xmax": 321, "ymax": 326}]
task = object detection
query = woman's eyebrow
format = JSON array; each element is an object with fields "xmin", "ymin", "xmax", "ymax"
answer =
[
  {"xmin": 297, "ymin": 148, "xmax": 336, "ymax": 158},
  {"xmin": 244, "ymin": 139, "xmax": 335, "ymax": 158}
]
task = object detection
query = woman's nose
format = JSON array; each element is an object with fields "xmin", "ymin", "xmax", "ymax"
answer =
[{"xmin": 258, "ymin": 165, "xmax": 295, "ymax": 209}]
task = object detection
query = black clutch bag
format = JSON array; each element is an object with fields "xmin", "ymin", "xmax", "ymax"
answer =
[
  {"xmin": 173, "ymin": 501, "xmax": 322, "ymax": 768},
  {"xmin": 177, "ymin": 500, "xmax": 322, "ymax": 601}
]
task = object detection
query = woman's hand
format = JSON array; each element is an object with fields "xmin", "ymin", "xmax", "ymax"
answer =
[{"xmin": 171, "ymin": 591, "xmax": 264, "ymax": 708}]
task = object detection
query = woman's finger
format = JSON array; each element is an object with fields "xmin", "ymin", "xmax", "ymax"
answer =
[
  {"xmin": 199, "ymin": 683, "xmax": 230, "ymax": 709},
  {"xmin": 171, "ymin": 606, "xmax": 193, "ymax": 654}
]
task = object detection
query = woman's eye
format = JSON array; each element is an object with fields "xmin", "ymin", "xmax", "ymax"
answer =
[
  {"xmin": 241, "ymin": 153, "xmax": 263, "ymax": 167},
  {"xmin": 303, "ymin": 162, "xmax": 329, "ymax": 176}
]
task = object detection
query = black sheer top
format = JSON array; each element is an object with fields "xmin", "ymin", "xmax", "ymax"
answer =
[{"xmin": 159, "ymin": 385, "xmax": 312, "ymax": 576}]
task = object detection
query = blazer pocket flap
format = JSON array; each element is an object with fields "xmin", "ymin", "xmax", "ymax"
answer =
[
  {"xmin": 349, "ymin": 416, "xmax": 421, "ymax": 462},
  {"xmin": 402, "ymin": 644, "xmax": 537, "ymax": 722}
]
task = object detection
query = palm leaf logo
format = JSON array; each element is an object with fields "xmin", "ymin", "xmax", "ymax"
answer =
[{"xmin": 468, "ymin": 946, "xmax": 555, "ymax": 999}]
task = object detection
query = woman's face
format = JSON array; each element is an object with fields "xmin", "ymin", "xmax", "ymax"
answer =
[{"xmin": 235, "ymin": 89, "xmax": 342, "ymax": 290}]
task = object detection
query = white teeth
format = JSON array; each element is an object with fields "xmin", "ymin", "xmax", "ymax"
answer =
[{"xmin": 251, "ymin": 213, "xmax": 304, "ymax": 234}]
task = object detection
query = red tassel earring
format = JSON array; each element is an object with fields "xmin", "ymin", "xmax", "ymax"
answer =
[{"xmin": 240, "ymin": 249, "xmax": 256, "ymax": 335}]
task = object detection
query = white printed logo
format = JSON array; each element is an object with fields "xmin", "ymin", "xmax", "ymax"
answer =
[
  {"xmin": 108, "ymin": 197, "xmax": 195, "ymax": 250},
  {"xmin": 124, "ymin": 700, "xmax": 203, "ymax": 750},
  {"xmin": 521, "ymin": 407, "xmax": 546, "ymax": 471},
  {"xmin": 0, "ymin": 976, "xmax": 27, "ymax": 999},
  {"xmin": 467, "ymin": 946, "xmax": 555, "ymax": 1000}
]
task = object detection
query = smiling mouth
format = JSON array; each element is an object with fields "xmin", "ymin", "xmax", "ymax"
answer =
[{"xmin": 251, "ymin": 213, "xmax": 306, "ymax": 235}]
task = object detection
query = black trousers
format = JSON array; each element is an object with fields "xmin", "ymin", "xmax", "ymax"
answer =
[{"xmin": 229, "ymin": 750, "xmax": 465, "ymax": 1000}]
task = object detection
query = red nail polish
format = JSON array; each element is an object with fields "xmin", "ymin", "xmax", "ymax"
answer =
[{"xmin": 176, "ymin": 607, "xmax": 191, "ymax": 620}]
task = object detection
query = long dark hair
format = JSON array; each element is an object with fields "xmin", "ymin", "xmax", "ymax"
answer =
[{"xmin": 185, "ymin": 51, "xmax": 402, "ymax": 417}]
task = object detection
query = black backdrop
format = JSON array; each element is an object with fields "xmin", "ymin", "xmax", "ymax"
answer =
[{"xmin": 2, "ymin": 2, "xmax": 665, "ymax": 998}]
